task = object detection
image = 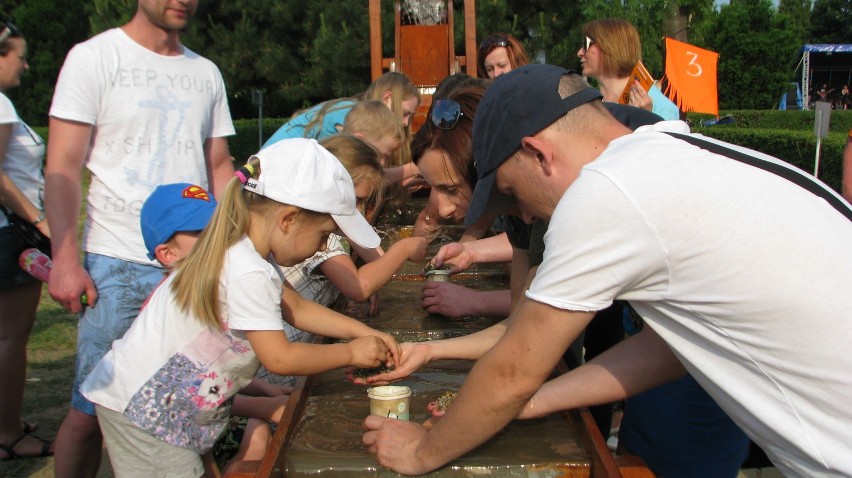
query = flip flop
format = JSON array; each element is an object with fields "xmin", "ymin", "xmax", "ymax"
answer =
[{"xmin": 0, "ymin": 432, "xmax": 53, "ymax": 461}]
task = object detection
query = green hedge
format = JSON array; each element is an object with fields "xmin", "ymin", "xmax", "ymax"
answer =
[
  {"xmin": 687, "ymin": 110, "xmax": 852, "ymax": 133},
  {"xmin": 229, "ymin": 118, "xmax": 287, "ymax": 163},
  {"xmin": 684, "ymin": 109, "xmax": 849, "ymax": 194},
  {"xmin": 689, "ymin": 127, "xmax": 845, "ymax": 193}
]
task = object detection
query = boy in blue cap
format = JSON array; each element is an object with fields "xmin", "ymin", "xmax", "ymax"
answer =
[{"xmin": 141, "ymin": 183, "xmax": 219, "ymax": 266}]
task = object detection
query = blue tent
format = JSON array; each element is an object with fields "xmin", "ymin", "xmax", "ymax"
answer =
[{"xmin": 779, "ymin": 82, "xmax": 802, "ymax": 110}]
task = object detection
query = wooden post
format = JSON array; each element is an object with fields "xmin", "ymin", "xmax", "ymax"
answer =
[
  {"xmin": 369, "ymin": 0, "xmax": 382, "ymax": 80},
  {"xmin": 464, "ymin": 0, "xmax": 477, "ymax": 77}
]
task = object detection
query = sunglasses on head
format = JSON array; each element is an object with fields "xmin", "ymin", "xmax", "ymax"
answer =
[
  {"xmin": 583, "ymin": 36, "xmax": 595, "ymax": 53},
  {"xmin": 479, "ymin": 36, "xmax": 510, "ymax": 53},
  {"xmin": 0, "ymin": 22, "xmax": 19, "ymax": 44},
  {"xmin": 430, "ymin": 99, "xmax": 465, "ymax": 130}
]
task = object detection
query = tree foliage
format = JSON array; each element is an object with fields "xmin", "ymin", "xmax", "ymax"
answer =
[
  {"xmin": 0, "ymin": 0, "xmax": 849, "ymax": 126},
  {"xmin": 808, "ymin": 0, "xmax": 852, "ymax": 43},
  {"xmin": 705, "ymin": 0, "xmax": 801, "ymax": 109},
  {"xmin": 0, "ymin": 0, "xmax": 89, "ymax": 125}
]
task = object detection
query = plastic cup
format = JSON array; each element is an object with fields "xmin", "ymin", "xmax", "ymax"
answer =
[{"xmin": 367, "ymin": 385, "xmax": 411, "ymax": 420}]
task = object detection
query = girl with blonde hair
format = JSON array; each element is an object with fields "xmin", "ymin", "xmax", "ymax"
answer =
[
  {"xmin": 268, "ymin": 135, "xmax": 426, "ymax": 337},
  {"xmin": 264, "ymin": 72, "xmax": 420, "ymax": 167},
  {"xmin": 80, "ymin": 139, "xmax": 399, "ymax": 476}
]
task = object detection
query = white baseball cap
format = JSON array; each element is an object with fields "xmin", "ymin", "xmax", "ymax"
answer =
[{"xmin": 244, "ymin": 138, "xmax": 380, "ymax": 249}]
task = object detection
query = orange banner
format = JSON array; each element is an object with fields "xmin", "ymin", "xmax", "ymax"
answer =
[{"xmin": 662, "ymin": 37, "xmax": 719, "ymax": 116}]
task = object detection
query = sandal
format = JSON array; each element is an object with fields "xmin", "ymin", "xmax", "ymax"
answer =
[
  {"xmin": 22, "ymin": 421, "xmax": 38, "ymax": 434},
  {"xmin": 0, "ymin": 432, "xmax": 53, "ymax": 460}
]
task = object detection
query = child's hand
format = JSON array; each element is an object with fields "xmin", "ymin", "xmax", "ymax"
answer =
[
  {"xmin": 348, "ymin": 335, "xmax": 391, "ymax": 368},
  {"xmin": 368, "ymin": 293, "xmax": 380, "ymax": 316},
  {"xmin": 348, "ymin": 342, "xmax": 430, "ymax": 385},
  {"xmin": 403, "ymin": 237, "xmax": 428, "ymax": 263},
  {"xmin": 425, "ymin": 401, "xmax": 447, "ymax": 418},
  {"xmin": 375, "ymin": 331, "xmax": 401, "ymax": 365}
]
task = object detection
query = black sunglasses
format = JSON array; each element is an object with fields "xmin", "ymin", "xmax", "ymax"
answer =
[
  {"xmin": 430, "ymin": 100, "xmax": 464, "ymax": 130},
  {"xmin": 0, "ymin": 23, "xmax": 20, "ymax": 44},
  {"xmin": 479, "ymin": 36, "xmax": 509, "ymax": 53},
  {"xmin": 582, "ymin": 36, "xmax": 594, "ymax": 53}
]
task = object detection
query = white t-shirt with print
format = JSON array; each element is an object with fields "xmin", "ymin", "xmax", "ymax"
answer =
[
  {"xmin": 81, "ymin": 236, "xmax": 285, "ymax": 453},
  {"xmin": 49, "ymin": 28, "xmax": 235, "ymax": 264},
  {"xmin": 0, "ymin": 93, "xmax": 45, "ymax": 228},
  {"xmin": 526, "ymin": 123, "xmax": 852, "ymax": 477}
]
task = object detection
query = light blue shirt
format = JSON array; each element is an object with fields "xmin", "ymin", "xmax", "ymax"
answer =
[
  {"xmin": 649, "ymin": 85, "xmax": 680, "ymax": 121},
  {"xmin": 263, "ymin": 99, "xmax": 357, "ymax": 149}
]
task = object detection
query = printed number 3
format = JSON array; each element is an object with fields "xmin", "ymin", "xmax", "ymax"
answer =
[{"xmin": 686, "ymin": 51, "xmax": 703, "ymax": 77}]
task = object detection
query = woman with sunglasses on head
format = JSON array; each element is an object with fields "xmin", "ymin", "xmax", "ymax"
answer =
[
  {"xmin": 0, "ymin": 22, "xmax": 53, "ymax": 461},
  {"xmin": 578, "ymin": 18, "xmax": 679, "ymax": 121},
  {"xmin": 477, "ymin": 33, "xmax": 529, "ymax": 80},
  {"xmin": 408, "ymin": 84, "xmax": 510, "ymax": 317}
]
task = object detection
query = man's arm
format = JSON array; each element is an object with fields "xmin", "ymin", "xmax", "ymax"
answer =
[
  {"xmin": 363, "ymin": 297, "xmax": 593, "ymax": 475},
  {"xmin": 204, "ymin": 136, "xmax": 234, "ymax": 199},
  {"xmin": 519, "ymin": 325, "xmax": 687, "ymax": 419},
  {"xmin": 44, "ymin": 117, "xmax": 97, "ymax": 312}
]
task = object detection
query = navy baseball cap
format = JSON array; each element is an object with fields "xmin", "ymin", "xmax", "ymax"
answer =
[
  {"xmin": 140, "ymin": 183, "xmax": 217, "ymax": 260},
  {"xmin": 466, "ymin": 65, "xmax": 602, "ymax": 226}
]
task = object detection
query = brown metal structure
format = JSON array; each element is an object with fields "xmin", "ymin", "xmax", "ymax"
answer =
[
  {"xmin": 368, "ymin": 0, "xmax": 478, "ymax": 130},
  {"xmin": 369, "ymin": 0, "xmax": 478, "ymax": 82}
]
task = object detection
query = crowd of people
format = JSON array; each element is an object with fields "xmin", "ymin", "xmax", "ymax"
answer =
[{"xmin": 1, "ymin": 1, "xmax": 851, "ymax": 477}]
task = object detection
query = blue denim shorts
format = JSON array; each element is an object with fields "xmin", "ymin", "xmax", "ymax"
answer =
[
  {"xmin": 0, "ymin": 226, "xmax": 39, "ymax": 290},
  {"xmin": 71, "ymin": 253, "xmax": 164, "ymax": 415}
]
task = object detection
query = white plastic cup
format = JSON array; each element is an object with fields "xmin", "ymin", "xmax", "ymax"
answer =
[{"xmin": 367, "ymin": 385, "xmax": 411, "ymax": 420}]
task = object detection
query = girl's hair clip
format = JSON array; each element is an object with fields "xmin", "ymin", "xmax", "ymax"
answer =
[{"xmin": 234, "ymin": 163, "xmax": 255, "ymax": 185}]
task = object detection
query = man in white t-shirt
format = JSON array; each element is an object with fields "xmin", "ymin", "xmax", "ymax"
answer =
[
  {"xmin": 362, "ymin": 65, "xmax": 852, "ymax": 476},
  {"xmin": 44, "ymin": 1, "xmax": 235, "ymax": 476}
]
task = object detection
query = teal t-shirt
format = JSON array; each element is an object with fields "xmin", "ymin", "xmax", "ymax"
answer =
[{"xmin": 263, "ymin": 99, "xmax": 357, "ymax": 149}]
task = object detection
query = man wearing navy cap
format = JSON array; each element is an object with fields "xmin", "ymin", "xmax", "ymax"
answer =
[{"xmin": 363, "ymin": 65, "xmax": 852, "ymax": 476}]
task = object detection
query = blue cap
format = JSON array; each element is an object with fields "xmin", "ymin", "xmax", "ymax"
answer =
[
  {"xmin": 466, "ymin": 65, "xmax": 602, "ymax": 226},
  {"xmin": 140, "ymin": 183, "xmax": 217, "ymax": 260}
]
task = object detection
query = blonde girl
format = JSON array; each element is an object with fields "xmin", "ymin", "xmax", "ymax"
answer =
[
  {"xmin": 343, "ymin": 100, "xmax": 423, "ymax": 193},
  {"xmin": 342, "ymin": 99, "xmax": 404, "ymax": 166},
  {"xmin": 80, "ymin": 138, "xmax": 399, "ymax": 476},
  {"xmin": 264, "ymin": 72, "xmax": 420, "ymax": 167},
  {"xmin": 271, "ymin": 135, "xmax": 426, "ymax": 340}
]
